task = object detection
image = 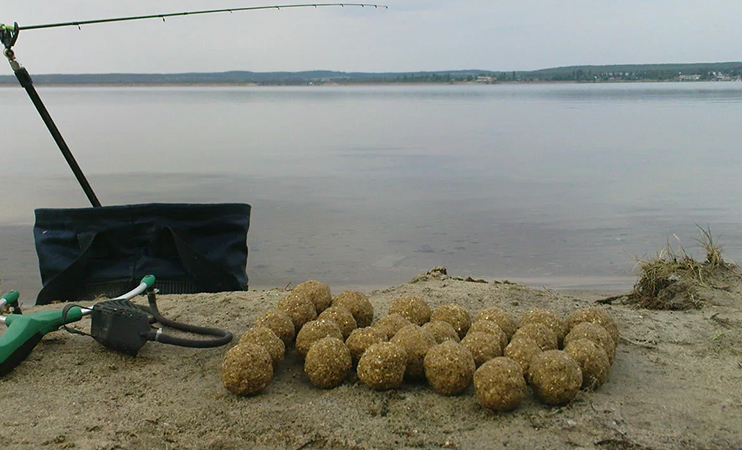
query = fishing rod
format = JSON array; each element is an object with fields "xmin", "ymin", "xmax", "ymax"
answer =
[
  {"xmin": 0, "ymin": 3, "xmax": 387, "ymax": 207},
  {"xmin": 11, "ymin": 3, "xmax": 387, "ymax": 31}
]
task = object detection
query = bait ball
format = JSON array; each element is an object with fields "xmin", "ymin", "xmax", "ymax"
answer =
[
  {"xmin": 332, "ymin": 290, "xmax": 374, "ymax": 328},
  {"xmin": 357, "ymin": 342, "xmax": 408, "ymax": 391},
  {"xmin": 422, "ymin": 320, "xmax": 461, "ymax": 344},
  {"xmin": 374, "ymin": 313, "xmax": 413, "ymax": 340},
  {"xmin": 503, "ymin": 334, "xmax": 543, "ymax": 383},
  {"xmin": 221, "ymin": 343, "xmax": 273, "ymax": 396},
  {"xmin": 468, "ymin": 319, "xmax": 508, "ymax": 350},
  {"xmin": 528, "ymin": 350, "xmax": 583, "ymax": 406},
  {"xmin": 255, "ymin": 309, "xmax": 296, "ymax": 347},
  {"xmin": 238, "ymin": 326, "xmax": 285, "ymax": 368},
  {"xmin": 431, "ymin": 304, "xmax": 472, "ymax": 339},
  {"xmin": 475, "ymin": 307, "xmax": 518, "ymax": 339},
  {"xmin": 474, "ymin": 357, "xmax": 527, "ymax": 412},
  {"xmin": 567, "ymin": 306, "xmax": 620, "ymax": 347},
  {"xmin": 564, "ymin": 338, "xmax": 611, "ymax": 390},
  {"xmin": 292, "ymin": 280, "xmax": 333, "ymax": 313},
  {"xmin": 318, "ymin": 306, "xmax": 357, "ymax": 339},
  {"xmin": 519, "ymin": 308, "xmax": 568, "ymax": 346},
  {"xmin": 276, "ymin": 292, "xmax": 317, "ymax": 331},
  {"xmin": 423, "ymin": 340, "xmax": 476, "ymax": 395},
  {"xmin": 564, "ymin": 322, "xmax": 616, "ymax": 363},
  {"xmin": 304, "ymin": 337, "xmax": 352, "ymax": 389},
  {"xmin": 388, "ymin": 295, "xmax": 432, "ymax": 326},
  {"xmin": 461, "ymin": 331, "xmax": 502, "ymax": 367},
  {"xmin": 513, "ymin": 323, "xmax": 558, "ymax": 351},
  {"xmin": 346, "ymin": 327, "xmax": 388, "ymax": 365},
  {"xmin": 295, "ymin": 319, "xmax": 344, "ymax": 359},
  {"xmin": 390, "ymin": 324, "xmax": 437, "ymax": 380}
]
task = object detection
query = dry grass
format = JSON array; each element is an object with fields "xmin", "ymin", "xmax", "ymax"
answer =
[{"xmin": 629, "ymin": 226, "xmax": 733, "ymax": 310}]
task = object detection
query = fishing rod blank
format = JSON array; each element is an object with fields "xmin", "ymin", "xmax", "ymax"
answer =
[{"xmin": 11, "ymin": 3, "xmax": 387, "ymax": 31}]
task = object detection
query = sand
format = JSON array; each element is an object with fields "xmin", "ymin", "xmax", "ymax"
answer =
[{"xmin": 1, "ymin": 268, "xmax": 741, "ymax": 449}]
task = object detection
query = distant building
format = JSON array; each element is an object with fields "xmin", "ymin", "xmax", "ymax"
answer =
[{"xmin": 678, "ymin": 74, "xmax": 701, "ymax": 82}]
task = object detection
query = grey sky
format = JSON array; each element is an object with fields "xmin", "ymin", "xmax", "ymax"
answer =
[{"xmin": 2, "ymin": 1, "xmax": 741, "ymax": 74}]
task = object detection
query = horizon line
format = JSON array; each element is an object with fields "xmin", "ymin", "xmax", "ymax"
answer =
[{"xmin": 2, "ymin": 61, "xmax": 742, "ymax": 77}]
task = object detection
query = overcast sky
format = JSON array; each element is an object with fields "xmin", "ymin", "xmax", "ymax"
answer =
[{"xmin": 2, "ymin": 1, "xmax": 741, "ymax": 74}]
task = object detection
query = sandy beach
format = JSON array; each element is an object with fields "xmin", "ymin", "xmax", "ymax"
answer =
[{"xmin": 1, "ymin": 267, "xmax": 740, "ymax": 450}]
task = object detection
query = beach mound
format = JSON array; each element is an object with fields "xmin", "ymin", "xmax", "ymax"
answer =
[
  {"xmin": 1, "ymin": 269, "xmax": 741, "ymax": 449},
  {"xmin": 625, "ymin": 228, "xmax": 742, "ymax": 310},
  {"xmin": 628, "ymin": 262, "xmax": 742, "ymax": 310}
]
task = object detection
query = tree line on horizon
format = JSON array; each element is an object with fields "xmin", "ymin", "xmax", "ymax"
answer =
[{"xmin": 1, "ymin": 62, "xmax": 741, "ymax": 85}]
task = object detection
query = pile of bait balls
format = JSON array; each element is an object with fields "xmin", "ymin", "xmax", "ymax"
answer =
[
  {"xmin": 222, "ymin": 280, "xmax": 371, "ymax": 394},
  {"xmin": 221, "ymin": 281, "xmax": 620, "ymax": 413}
]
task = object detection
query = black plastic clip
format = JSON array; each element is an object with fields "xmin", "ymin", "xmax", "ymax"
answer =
[{"xmin": 0, "ymin": 22, "xmax": 19, "ymax": 50}]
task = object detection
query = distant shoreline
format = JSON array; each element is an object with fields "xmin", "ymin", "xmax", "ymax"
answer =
[
  {"xmin": 1, "ymin": 79, "xmax": 738, "ymax": 88},
  {"xmin": 1, "ymin": 62, "xmax": 741, "ymax": 86}
]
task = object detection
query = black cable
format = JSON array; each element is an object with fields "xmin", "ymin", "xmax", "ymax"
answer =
[
  {"xmin": 143, "ymin": 290, "xmax": 233, "ymax": 348},
  {"xmin": 61, "ymin": 304, "xmax": 92, "ymax": 337}
]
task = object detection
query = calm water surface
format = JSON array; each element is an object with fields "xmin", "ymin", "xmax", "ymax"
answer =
[{"xmin": 1, "ymin": 83, "xmax": 741, "ymax": 299}]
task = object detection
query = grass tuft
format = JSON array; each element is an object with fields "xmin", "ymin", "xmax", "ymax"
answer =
[
  {"xmin": 629, "ymin": 226, "xmax": 732, "ymax": 310},
  {"xmin": 695, "ymin": 224, "xmax": 725, "ymax": 268}
]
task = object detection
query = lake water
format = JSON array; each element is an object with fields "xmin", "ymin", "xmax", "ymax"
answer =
[{"xmin": 1, "ymin": 82, "xmax": 741, "ymax": 301}]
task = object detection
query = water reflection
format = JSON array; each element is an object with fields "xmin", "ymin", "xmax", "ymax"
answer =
[{"xmin": 0, "ymin": 83, "xmax": 740, "ymax": 299}]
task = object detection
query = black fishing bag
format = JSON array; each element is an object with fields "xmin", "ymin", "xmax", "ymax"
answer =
[{"xmin": 33, "ymin": 203, "xmax": 251, "ymax": 304}]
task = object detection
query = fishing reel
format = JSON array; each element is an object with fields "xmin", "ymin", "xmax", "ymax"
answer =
[{"xmin": 0, "ymin": 22, "xmax": 19, "ymax": 51}]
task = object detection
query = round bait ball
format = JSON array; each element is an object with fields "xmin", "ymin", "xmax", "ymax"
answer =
[
  {"xmin": 461, "ymin": 331, "xmax": 502, "ymax": 367},
  {"xmin": 513, "ymin": 323, "xmax": 558, "ymax": 351},
  {"xmin": 332, "ymin": 291, "xmax": 374, "ymax": 328},
  {"xmin": 431, "ymin": 304, "xmax": 471, "ymax": 339},
  {"xmin": 423, "ymin": 320, "xmax": 461, "ymax": 344},
  {"xmin": 255, "ymin": 309, "xmax": 296, "ymax": 347},
  {"xmin": 475, "ymin": 307, "xmax": 518, "ymax": 339},
  {"xmin": 221, "ymin": 343, "xmax": 273, "ymax": 396},
  {"xmin": 357, "ymin": 342, "xmax": 408, "ymax": 390},
  {"xmin": 295, "ymin": 319, "xmax": 344, "ymax": 359},
  {"xmin": 374, "ymin": 313, "xmax": 413, "ymax": 340},
  {"xmin": 504, "ymin": 335, "xmax": 543, "ymax": 383},
  {"xmin": 519, "ymin": 309, "xmax": 568, "ymax": 346},
  {"xmin": 318, "ymin": 306, "xmax": 357, "ymax": 339},
  {"xmin": 567, "ymin": 307, "xmax": 620, "ymax": 348},
  {"xmin": 564, "ymin": 339, "xmax": 611, "ymax": 390},
  {"xmin": 469, "ymin": 320, "xmax": 508, "ymax": 350},
  {"xmin": 564, "ymin": 322, "xmax": 616, "ymax": 364},
  {"xmin": 239, "ymin": 326, "xmax": 285, "ymax": 368},
  {"xmin": 346, "ymin": 326, "xmax": 388, "ymax": 364},
  {"xmin": 292, "ymin": 280, "xmax": 332, "ymax": 313},
  {"xmin": 388, "ymin": 295, "xmax": 432, "ymax": 326},
  {"xmin": 390, "ymin": 324, "xmax": 437, "ymax": 380},
  {"xmin": 474, "ymin": 357, "xmax": 527, "ymax": 412},
  {"xmin": 424, "ymin": 341, "xmax": 476, "ymax": 395},
  {"xmin": 528, "ymin": 350, "xmax": 583, "ymax": 406},
  {"xmin": 304, "ymin": 337, "xmax": 352, "ymax": 389},
  {"xmin": 276, "ymin": 292, "xmax": 317, "ymax": 331}
]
